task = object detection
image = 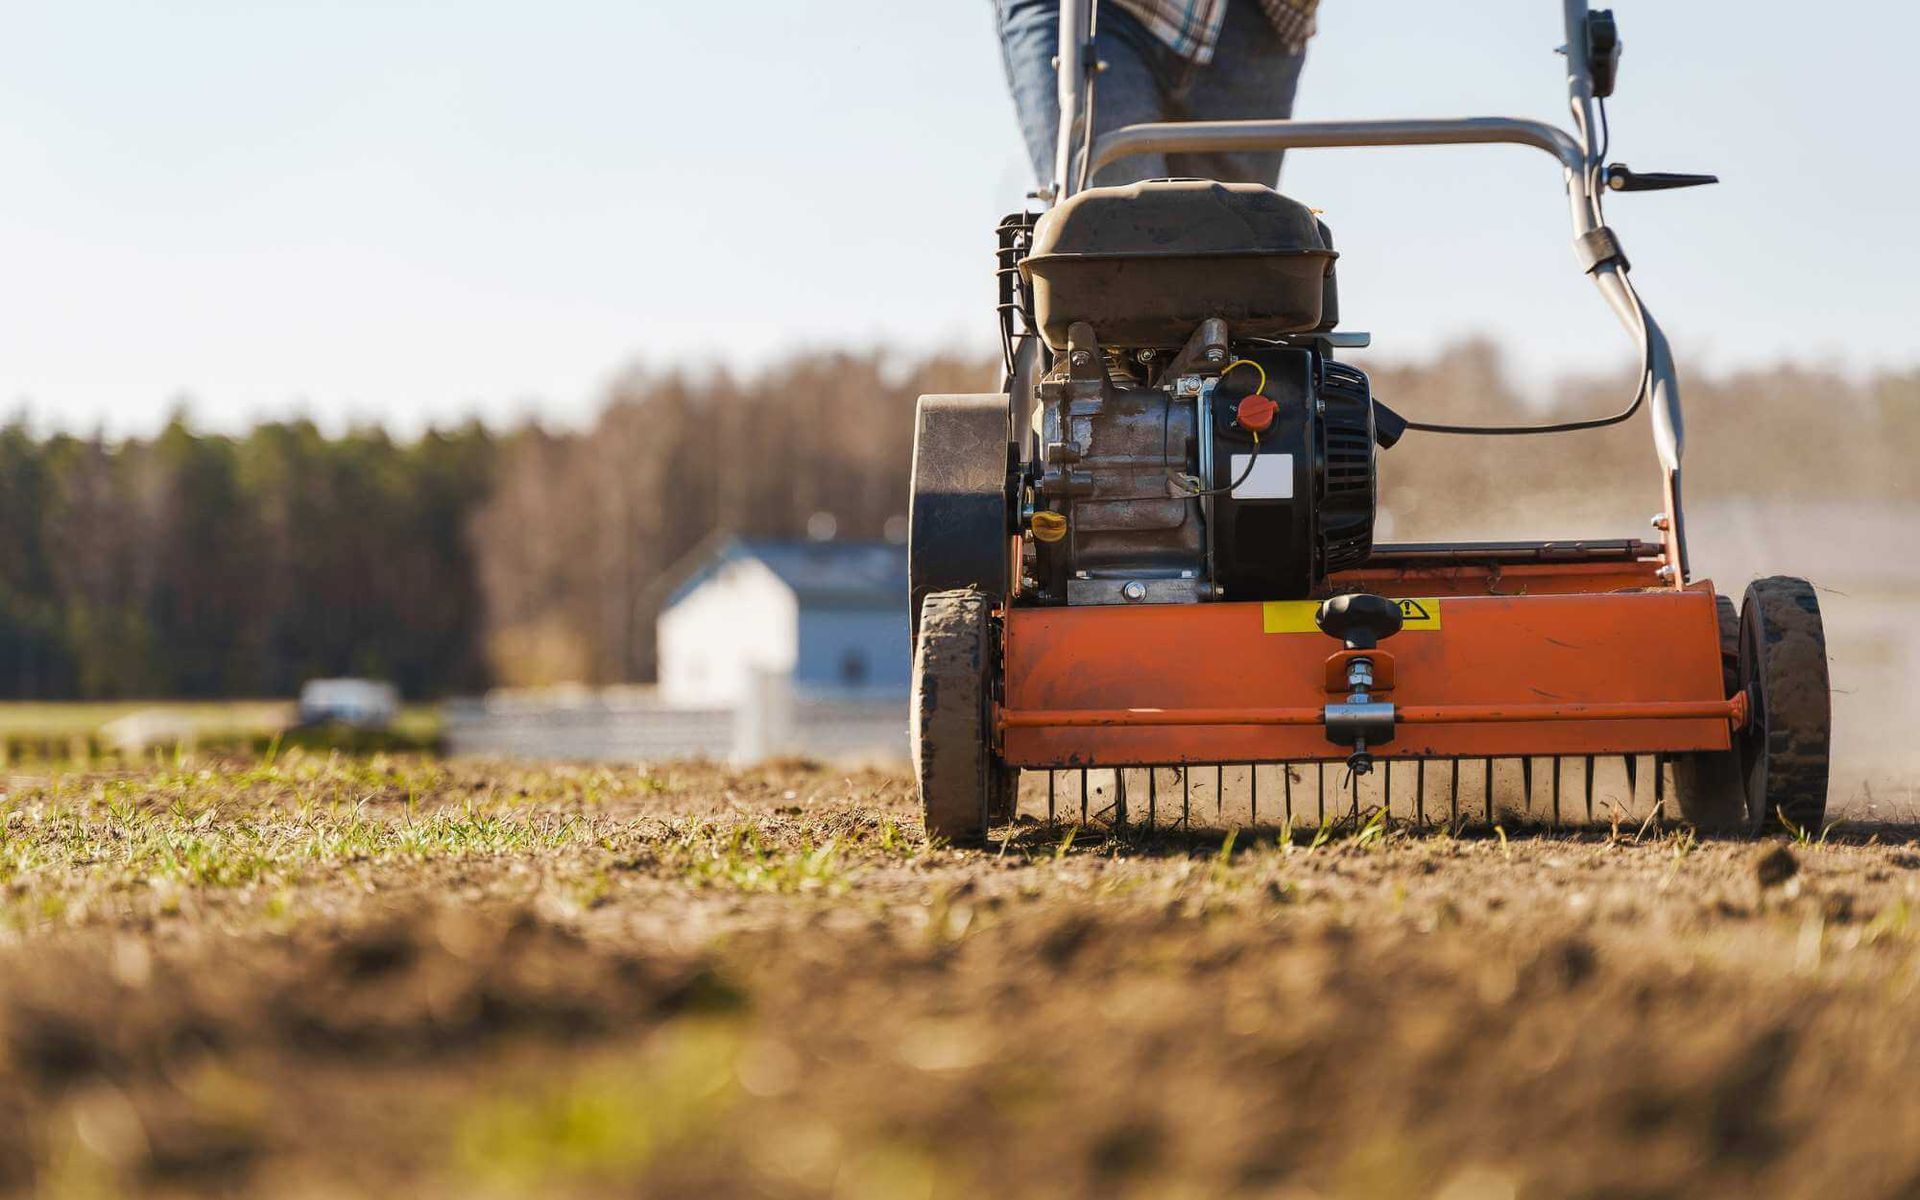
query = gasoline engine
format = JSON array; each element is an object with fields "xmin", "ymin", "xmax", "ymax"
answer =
[{"xmin": 1005, "ymin": 179, "xmax": 1403, "ymax": 606}]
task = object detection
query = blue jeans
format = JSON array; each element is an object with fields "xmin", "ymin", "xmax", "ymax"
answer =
[{"xmin": 994, "ymin": 0, "xmax": 1308, "ymax": 188}]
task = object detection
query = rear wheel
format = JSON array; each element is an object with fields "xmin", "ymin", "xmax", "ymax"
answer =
[
  {"xmin": 908, "ymin": 394, "xmax": 1013, "ymax": 641},
  {"xmin": 912, "ymin": 590, "xmax": 1011, "ymax": 844},
  {"xmin": 1738, "ymin": 576, "xmax": 1830, "ymax": 833}
]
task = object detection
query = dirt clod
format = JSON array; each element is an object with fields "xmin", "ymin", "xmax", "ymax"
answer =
[{"xmin": 1755, "ymin": 843, "xmax": 1800, "ymax": 889}]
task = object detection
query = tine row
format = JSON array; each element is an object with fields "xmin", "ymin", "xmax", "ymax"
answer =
[{"xmin": 1014, "ymin": 755, "xmax": 1674, "ymax": 831}]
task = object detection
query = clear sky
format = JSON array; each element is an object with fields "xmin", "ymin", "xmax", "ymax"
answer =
[{"xmin": 2, "ymin": 1, "xmax": 1913, "ymax": 436}]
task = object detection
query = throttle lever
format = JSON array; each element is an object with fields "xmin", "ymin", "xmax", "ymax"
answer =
[{"xmin": 1606, "ymin": 164, "xmax": 1719, "ymax": 193}]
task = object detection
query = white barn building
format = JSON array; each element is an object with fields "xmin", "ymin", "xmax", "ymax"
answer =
[{"xmin": 656, "ymin": 539, "xmax": 911, "ymax": 708}]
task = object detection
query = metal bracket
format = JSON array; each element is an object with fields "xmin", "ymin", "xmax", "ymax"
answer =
[
  {"xmin": 1575, "ymin": 226, "xmax": 1631, "ymax": 274},
  {"xmin": 1324, "ymin": 701, "xmax": 1396, "ymax": 745}
]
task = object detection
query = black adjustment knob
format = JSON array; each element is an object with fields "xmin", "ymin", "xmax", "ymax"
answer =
[{"xmin": 1315, "ymin": 593, "xmax": 1404, "ymax": 651}]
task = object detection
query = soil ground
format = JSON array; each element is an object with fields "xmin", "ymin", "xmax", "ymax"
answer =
[{"xmin": 4, "ymin": 754, "xmax": 1920, "ymax": 1198}]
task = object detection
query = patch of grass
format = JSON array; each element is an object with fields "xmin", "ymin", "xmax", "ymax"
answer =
[
  {"xmin": 0, "ymin": 701, "xmax": 292, "ymax": 740},
  {"xmin": 1307, "ymin": 818, "xmax": 1337, "ymax": 852},
  {"xmin": 0, "ymin": 754, "xmax": 628, "ymax": 933},
  {"xmin": 1355, "ymin": 808, "xmax": 1390, "ymax": 850},
  {"xmin": 666, "ymin": 823, "xmax": 852, "ymax": 895},
  {"xmin": 455, "ymin": 1020, "xmax": 744, "ymax": 1188},
  {"xmin": 1861, "ymin": 898, "xmax": 1912, "ymax": 947},
  {"xmin": 1782, "ymin": 812, "xmax": 1845, "ymax": 848},
  {"xmin": 1208, "ymin": 830, "xmax": 1240, "ymax": 886},
  {"xmin": 0, "ymin": 701, "xmax": 442, "ymax": 765}
]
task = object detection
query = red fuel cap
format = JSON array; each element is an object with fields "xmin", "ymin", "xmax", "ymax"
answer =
[{"xmin": 1236, "ymin": 393, "xmax": 1278, "ymax": 433}]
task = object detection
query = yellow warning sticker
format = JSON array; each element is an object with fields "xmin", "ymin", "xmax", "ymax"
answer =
[{"xmin": 1261, "ymin": 598, "xmax": 1443, "ymax": 634}]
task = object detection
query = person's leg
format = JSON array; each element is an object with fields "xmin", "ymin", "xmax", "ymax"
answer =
[
  {"xmin": 1164, "ymin": 0, "xmax": 1308, "ymax": 186},
  {"xmin": 992, "ymin": 0, "xmax": 1071, "ymax": 190},
  {"xmin": 992, "ymin": 0, "xmax": 1175, "ymax": 190},
  {"xmin": 1083, "ymin": 5, "xmax": 1182, "ymax": 186}
]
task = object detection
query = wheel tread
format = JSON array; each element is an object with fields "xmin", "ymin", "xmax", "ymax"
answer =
[
  {"xmin": 912, "ymin": 590, "xmax": 995, "ymax": 842},
  {"xmin": 1742, "ymin": 576, "xmax": 1831, "ymax": 833}
]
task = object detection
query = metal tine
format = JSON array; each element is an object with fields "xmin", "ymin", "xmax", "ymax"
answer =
[
  {"xmin": 1383, "ymin": 758, "xmax": 1393, "ymax": 824},
  {"xmin": 1416, "ymin": 758, "xmax": 1426, "ymax": 826},
  {"xmin": 1182, "ymin": 766, "xmax": 1191, "ymax": 831},
  {"xmin": 1317, "ymin": 762, "xmax": 1327, "ymax": 825},
  {"xmin": 1654, "ymin": 752, "xmax": 1666, "ymax": 813},
  {"xmin": 1081, "ymin": 767, "xmax": 1090, "ymax": 825},
  {"xmin": 1522, "ymin": 758, "xmax": 1534, "ymax": 820},
  {"xmin": 1483, "ymin": 758, "xmax": 1494, "ymax": 823},
  {"xmin": 1116, "ymin": 769, "xmax": 1129, "ymax": 830},
  {"xmin": 1148, "ymin": 768, "xmax": 1157, "ymax": 831},
  {"xmin": 1250, "ymin": 764, "xmax": 1258, "ymax": 827},
  {"xmin": 1584, "ymin": 754, "xmax": 1595, "ymax": 822},
  {"xmin": 1215, "ymin": 765, "xmax": 1224, "ymax": 819},
  {"xmin": 1552, "ymin": 757, "xmax": 1563, "ymax": 827},
  {"xmin": 1449, "ymin": 758, "xmax": 1460, "ymax": 826},
  {"xmin": 1048, "ymin": 770, "xmax": 1057, "ymax": 827},
  {"xmin": 1349, "ymin": 768, "xmax": 1360, "ymax": 824},
  {"xmin": 1624, "ymin": 754, "xmax": 1638, "ymax": 805},
  {"xmin": 1283, "ymin": 762, "xmax": 1294, "ymax": 827}
]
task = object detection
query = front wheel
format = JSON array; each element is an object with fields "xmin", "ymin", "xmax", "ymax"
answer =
[{"xmin": 912, "ymin": 590, "xmax": 1012, "ymax": 844}]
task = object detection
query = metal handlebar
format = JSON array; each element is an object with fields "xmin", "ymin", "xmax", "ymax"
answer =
[{"xmin": 1089, "ymin": 116, "xmax": 1584, "ymax": 180}]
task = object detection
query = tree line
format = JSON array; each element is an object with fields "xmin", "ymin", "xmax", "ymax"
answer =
[
  {"xmin": 0, "ymin": 417, "xmax": 495, "ymax": 700},
  {"xmin": 0, "ymin": 343, "xmax": 1911, "ymax": 699}
]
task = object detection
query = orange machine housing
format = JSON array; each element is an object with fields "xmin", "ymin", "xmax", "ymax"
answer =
[{"xmin": 997, "ymin": 560, "xmax": 1737, "ymax": 768}]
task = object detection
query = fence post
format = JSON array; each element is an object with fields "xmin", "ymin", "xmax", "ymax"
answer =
[{"xmin": 733, "ymin": 669, "xmax": 795, "ymax": 764}]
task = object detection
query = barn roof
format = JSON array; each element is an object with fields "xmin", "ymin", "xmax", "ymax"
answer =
[{"xmin": 663, "ymin": 538, "xmax": 907, "ymax": 611}]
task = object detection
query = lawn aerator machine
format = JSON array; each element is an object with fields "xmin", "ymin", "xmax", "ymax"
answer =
[{"xmin": 908, "ymin": 1, "xmax": 1829, "ymax": 841}]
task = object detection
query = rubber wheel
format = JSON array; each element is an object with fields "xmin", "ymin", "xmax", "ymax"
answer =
[
  {"xmin": 908, "ymin": 394, "xmax": 1013, "ymax": 641},
  {"xmin": 913, "ymin": 590, "xmax": 1011, "ymax": 844},
  {"xmin": 1737, "ymin": 576, "xmax": 1830, "ymax": 833}
]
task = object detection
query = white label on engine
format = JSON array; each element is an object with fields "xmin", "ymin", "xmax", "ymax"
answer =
[{"xmin": 1230, "ymin": 453, "xmax": 1294, "ymax": 500}]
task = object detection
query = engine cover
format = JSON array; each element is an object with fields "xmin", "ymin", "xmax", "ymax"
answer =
[{"xmin": 1022, "ymin": 180, "xmax": 1338, "ymax": 349}]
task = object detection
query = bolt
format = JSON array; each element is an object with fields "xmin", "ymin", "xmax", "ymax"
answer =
[
  {"xmin": 1070, "ymin": 351, "xmax": 1092, "ymax": 368},
  {"xmin": 1121, "ymin": 581, "xmax": 1147, "ymax": 602},
  {"xmin": 1649, "ymin": 513, "xmax": 1671, "ymax": 530},
  {"xmin": 1655, "ymin": 564, "xmax": 1677, "ymax": 580},
  {"xmin": 1204, "ymin": 348, "xmax": 1227, "ymax": 363}
]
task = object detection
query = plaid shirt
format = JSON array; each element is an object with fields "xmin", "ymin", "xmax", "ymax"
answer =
[{"xmin": 1114, "ymin": 0, "xmax": 1317, "ymax": 64}]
